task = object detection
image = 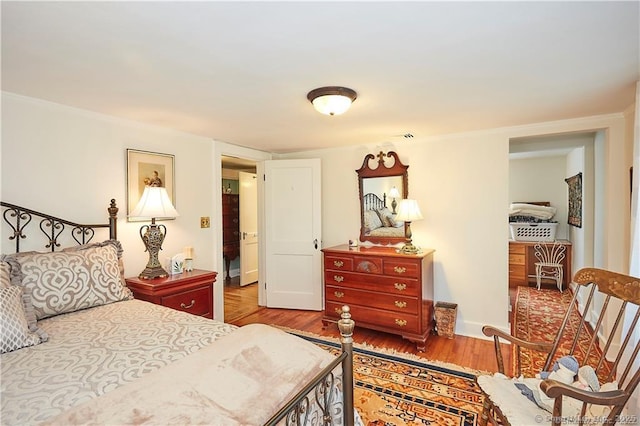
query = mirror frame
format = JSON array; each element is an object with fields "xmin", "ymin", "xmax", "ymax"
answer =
[{"xmin": 357, "ymin": 151, "xmax": 409, "ymax": 245}]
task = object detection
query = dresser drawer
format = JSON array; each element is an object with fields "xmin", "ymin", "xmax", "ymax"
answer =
[
  {"xmin": 162, "ymin": 286, "xmax": 212, "ymax": 317},
  {"xmin": 326, "ymin": 285, "xmax": 419, "ymax": 314},
  {"xmin": 508, "ymin": 253, "xmax": 525, "ymax": 265},
  {"xmin": 509, "ymin": 243, "xmax": 526, "ymax": 255},
  {"xmin": 383, "ymin": 259, "xmax": 420, "ymax": 278},
  {"xmin": 326, "ymin": 302, "xmax": 420, "ymax": 334},
  {"xmin": 325, "ymin": 255, "xmax": 354, "ymax": 271},
  {"xmin": 324, "ymin": 271, "xmax": 419, "ymax": 296}
]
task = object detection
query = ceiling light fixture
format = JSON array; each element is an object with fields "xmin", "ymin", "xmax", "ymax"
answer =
[{"xmin": 307, "ymin": 86, "xmax": 357, "ymax": 116}]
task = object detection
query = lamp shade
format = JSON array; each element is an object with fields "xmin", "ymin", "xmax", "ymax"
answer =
[
  {"xmin": 394, "ymin": 199, "xmax": 423, "ymax": 222},
  {"xmin": 129, "ymin": 186, "xmax": 179, "ymax": 219},
  {"xmin": 307, "ymin": 86, "xmax": 357, "ymax": 116},
  {"xmin": 388, "ymin": 186, "xmax": 400, "ymax": 199}
]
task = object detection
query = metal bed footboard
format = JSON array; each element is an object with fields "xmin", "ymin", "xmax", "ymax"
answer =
[{"xmin": 265, "ymin": 306, "xmax": 355, "ymax": 426}]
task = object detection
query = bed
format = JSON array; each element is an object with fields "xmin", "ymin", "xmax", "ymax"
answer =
[
  {"xmin": 0, "ymin": 199, "xmax": 357, "ymax": 426},
  {"xmin": 361, "ymin": 193, "xmax": 404, "ymax": 237}
]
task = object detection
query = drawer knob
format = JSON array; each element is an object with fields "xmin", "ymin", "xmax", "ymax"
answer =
[
  {"xmin": 334, "ymin": 291, "xmax": 344, "ymax": 298},
  {"xmin": 180, "ymin": 300, "xmax": 196, "ymax": 309},
  {"xmin": 333, "ymin": 260, "xmax": 344, "ymax": 268},
  {"xmin": 394, "ymin": 266, "xmax": 407, "ymax": 274},
  {"xmin": 333, "ymin": 275, "xmax": 344, "ymax": 283},
  {"xmin": 394, "ymin": 282, "xmax": 407, "ymax": 291},
  {"xmin": 395, "ymin": 319, "xmax": 407, "ymax": 327},
  {"xmin": 394, "ymin": 301, "xmax": 407, "ymax": 308}
]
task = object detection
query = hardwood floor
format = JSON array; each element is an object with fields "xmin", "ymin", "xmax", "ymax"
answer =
[{"xmin": 224, "ymin": 282, "xmax": 513, "ymax": 374}]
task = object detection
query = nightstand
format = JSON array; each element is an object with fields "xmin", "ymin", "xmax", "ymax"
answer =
[{"xmin": 125, "ymin": 269, "xmax": 217, "ymax": 319}]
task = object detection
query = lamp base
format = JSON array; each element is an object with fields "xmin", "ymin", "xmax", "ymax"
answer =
[
  {"xmin": 138, "ymin": 265, "xmax": 169, "ymax": 280},
  {"xmin": 399, "ymin": 242, "xmax": 421, "ymax": 255}
]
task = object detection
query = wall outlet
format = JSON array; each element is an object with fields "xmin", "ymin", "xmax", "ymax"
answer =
[{"xmin": 200, "ymin": 217, "xmax": 210, "ymax": 228}]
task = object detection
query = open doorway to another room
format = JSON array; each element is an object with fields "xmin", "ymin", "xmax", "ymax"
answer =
[
  {"xmin": 221, "ymin": 155, "xmax": 261, "ymax": 322},
  {"xmin": 508, "ymin": 131, "xmax": 599, "ymax": 320}
]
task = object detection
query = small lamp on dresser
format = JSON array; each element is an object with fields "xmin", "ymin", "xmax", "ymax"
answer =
[
  {"xmin": 395, "ymin": 199, "xmax": 423, "ymax": 254},
  {"xmin": 129, "ymin": 186, "xmax": 180, "ymax": 279},
  {"xmin": 388, "ymin": 186, "xmax": 400, "ymax": 214}
]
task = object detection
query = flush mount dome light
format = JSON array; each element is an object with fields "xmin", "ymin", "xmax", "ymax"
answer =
[{"xmin": 307, "ymin": 86, "xmax": 357, "ymax": 116}]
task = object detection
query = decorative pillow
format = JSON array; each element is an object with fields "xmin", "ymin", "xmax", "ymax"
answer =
[
  {"xmin": 376, "ymin": 207, "xmax": 397, "ymax": 227},
  {"xmin": 0, "ymin": 285, "xmax": 47, "ymax": 353},
  {"xmin": 363, "ymin": 209, "xmax": 383, "ymax": 233},
  {"xmin": 5, "ymin": 240, "xmax": 133, "ymax": 320}
]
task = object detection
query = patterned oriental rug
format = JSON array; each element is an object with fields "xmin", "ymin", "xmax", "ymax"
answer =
[
  {"xmin": 293, "ymin": 333, "xmax": 485, "ymax": 426},
  {"xmin": 513, "ymin": 286, "xmax": 612, "ymax": 380}
]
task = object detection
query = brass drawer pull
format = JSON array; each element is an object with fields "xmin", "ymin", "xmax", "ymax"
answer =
[
  {"xmin": 394, "ymin": 301, "xmax": 407, "ymax": 308},
  {"xmin": 334, "ymin": 307, "xmax": 342, "ymax": 314},
  {"xmin": 394, "ymin": 266, "xmax": 407, "ymax": 274},
  {"xmin": 333, "ymin": 275, "xmax": 344, "ymax": 283},
  {"xmin": 395, "ymin": 319, "xmax": 407, "ymax": 327},
  {"xmin": 334, "ymin": 291, "xmax": 344, "ymax": 298},
  {"xmin": 180, "ymin": 300, "xmax": 196, "ymax": 309},
  {"xmin": 333, "ymin": 260, "xmax": 344, "ymax": 268},
  {"xmin": 394, "ymin": 283, "xmax": 407, "ymax": 291}
]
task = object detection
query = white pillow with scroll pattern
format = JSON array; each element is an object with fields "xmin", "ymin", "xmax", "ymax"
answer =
[{"xmin": 4, "ymin": 240, "xmax": 132, "ymax": 320}]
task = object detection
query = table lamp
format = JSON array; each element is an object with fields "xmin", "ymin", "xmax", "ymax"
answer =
[
  {"xmin": 394, "ymin": 199, "xmax": 423, "ymax": 254},
  {"xmin": 388, "ymin": 186, "xmax": 400, "ymax": 214},
  {"xmin": 129, "ymin": 186, "xmax": 179, "ymax": 279}
]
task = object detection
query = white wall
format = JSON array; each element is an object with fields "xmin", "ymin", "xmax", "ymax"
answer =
[
  {"xmin": 281, "ymin": 114, "xmax": 630, "ymax": 339},
  {"xmin": 1, "ymin": 92, "xmax": 219, "ymax": 309},
  {"xmin": 509, "ymin": 156, "xmax": 569, "ymax": 239},
  {"xmin": 2, "ymin": 92, "xmax": 632, "ymax": 337}
]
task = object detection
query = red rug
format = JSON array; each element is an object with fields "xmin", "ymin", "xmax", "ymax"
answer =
[{"xmin": 513, "ymin": 286, "xmax": 612, "ymax": 380}]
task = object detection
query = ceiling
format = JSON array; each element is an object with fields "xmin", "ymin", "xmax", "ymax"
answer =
[{"xmin": 2, "ymin": 2, "xmax": 638, "ymax": 154}]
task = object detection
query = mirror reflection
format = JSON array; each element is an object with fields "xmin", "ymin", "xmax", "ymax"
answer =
[
  {"xmin": 357, "ymin": 151, "xmax": 409, "ymax": 245},
  {"xmin": 362, "ymin": 176, "xmax": 405, "ymax": 238}
]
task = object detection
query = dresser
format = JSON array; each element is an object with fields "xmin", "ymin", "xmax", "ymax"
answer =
[
  {"xmin": 508, "ymin": 240, "xmax": 572, "ymax": 289},
  {"xmin": 125, "ymin": 269, "xmax": 216, "ymax": 319},
  {"xmin": 322, "ymin": 245, "xmax": 435, "ymax": 351},
  {"xmin": 222, "ymin": 194, "xmax": 240, "ymax": 281}
]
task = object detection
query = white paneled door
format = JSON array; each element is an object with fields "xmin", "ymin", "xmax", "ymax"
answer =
[
  {"xmin": 264, "ymin": 159, "xmax": 322, "ymax": 310},
  {"xmin": 239, "ymin": 171, "xmax": 258, "ymax": 286}
]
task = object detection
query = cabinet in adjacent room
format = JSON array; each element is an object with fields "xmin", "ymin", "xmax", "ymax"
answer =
[
  {"xmin": 222, "ymin": 194, "xmax": 240, "ymax": 281},
  {"xmin": 321, "ymin": 244, "xmax": 435, "ymax": 351},
  {"xmin": 508, "ymin": 240, "xmax": 572, "ymax": 290}
]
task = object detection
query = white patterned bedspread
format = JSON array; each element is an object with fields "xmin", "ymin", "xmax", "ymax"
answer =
[{"xmin": 0, "ymin": 299, "xmax": 237, "ymax": 425}]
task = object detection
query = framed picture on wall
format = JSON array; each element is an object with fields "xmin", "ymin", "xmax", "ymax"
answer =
[
  {"xmin": 565, "ymin": 172, "xmax": 582, "ymax": 228},
  {"xmin": 126, "ymin": 149, "xmax": 175, "ymax": 222}
]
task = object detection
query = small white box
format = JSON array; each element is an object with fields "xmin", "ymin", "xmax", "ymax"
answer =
[{"xmin": 509, "ymin": 222, "xmax": 557, "ymax": 242}]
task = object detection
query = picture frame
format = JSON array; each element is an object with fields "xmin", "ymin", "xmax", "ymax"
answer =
[
  {"xmin": 126, "ymin": 149, "xmax": 175, "ymax": 222},
  {"xmin": 565, "ymin": 172, "xmax": 582, "ymax": 228}
]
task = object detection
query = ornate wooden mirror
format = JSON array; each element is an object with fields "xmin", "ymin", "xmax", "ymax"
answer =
[{"xmin": 357, "ymin": 151, "xmax": 409, "ymax": 245}]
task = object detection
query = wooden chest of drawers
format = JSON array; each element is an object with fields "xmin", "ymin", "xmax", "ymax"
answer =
[
  {"xmin": 125, "ymin": 269, "xmax": 216, "ymax": 319},
  {"xmin": 222, "ymin": 194, "xmax": 240, "ymax": 281},
  {"xmin": 321, "ymin": 244, "xmax": 435, "ymax": 351}
]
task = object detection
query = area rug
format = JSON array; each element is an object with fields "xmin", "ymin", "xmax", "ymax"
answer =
[
  {"xmin": 513, "ymin": 286, "xmax": 612, "ymax": 380},
  {"xmin": 292, "ymin": 332, "xmax": 485, "ymax": 426}
]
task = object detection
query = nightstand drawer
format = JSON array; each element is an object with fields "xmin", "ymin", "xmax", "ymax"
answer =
[{"xmin": 162, "ymin": 286, "xmax": 212, "ymax": 317}]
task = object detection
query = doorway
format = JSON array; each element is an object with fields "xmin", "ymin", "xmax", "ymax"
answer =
[{"xmin": 221, "ymin": 155, "xmax": 260, "ymax": 322}]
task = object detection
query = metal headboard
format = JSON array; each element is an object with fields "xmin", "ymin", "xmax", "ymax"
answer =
[
  {"xmin": 363, "ymin": 192, "xmax": 386, "ymax": 211},
  {"xmin": 1, "ymin": 199, "xmax": 118, "ymax": 253}
]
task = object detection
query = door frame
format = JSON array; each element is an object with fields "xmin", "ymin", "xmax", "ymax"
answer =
[{"xmin": 214, "ymin": 143, "xmax": 271, "ymax": 321}]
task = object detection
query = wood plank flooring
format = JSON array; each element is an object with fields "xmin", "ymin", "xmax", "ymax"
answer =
[{"xmin": 224, "ymin": 282, "xmax": 513, "ymax": 374}]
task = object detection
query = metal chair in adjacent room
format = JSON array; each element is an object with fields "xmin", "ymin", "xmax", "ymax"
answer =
[{"xmin": 533, "ymin": 241, "xmax": 566, "ymax": 291}]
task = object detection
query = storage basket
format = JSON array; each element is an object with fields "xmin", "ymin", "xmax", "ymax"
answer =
[
  {"xmin": 509, "ymin": 222, "xmax": 557, "ymax": 242},
  {"xmin": 434, "ymin": 302, "xmax": 457, "ymax": 339}
]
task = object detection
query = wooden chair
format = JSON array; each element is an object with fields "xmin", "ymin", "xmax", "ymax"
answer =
[
  {"xmin": 477, "ymin": 268, "xmax": 640, "ymax": 425},
  {"xmin": 534, "ymin": 242, "xmax": 566, "ymax": 292}
]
